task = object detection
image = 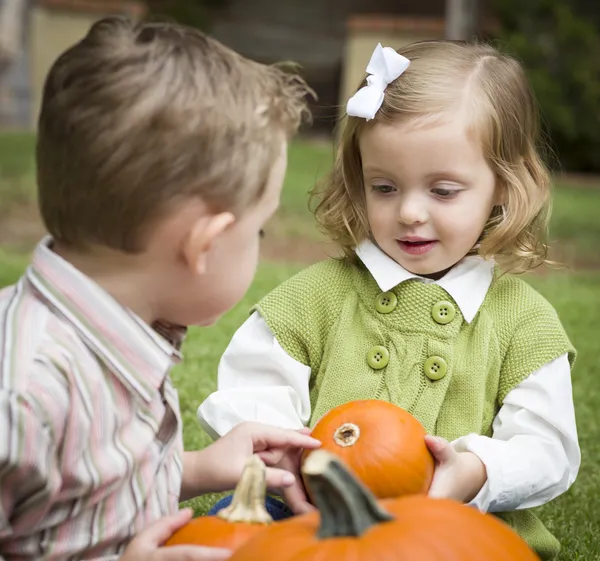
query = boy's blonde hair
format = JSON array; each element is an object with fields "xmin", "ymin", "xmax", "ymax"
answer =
[
  {"xmin": 313, "ymin": 40, "xmax": 551, "ymax": 274},
  {"xmin": 37, "ymin": 16, "xmax": 312, "ymax": 252}
]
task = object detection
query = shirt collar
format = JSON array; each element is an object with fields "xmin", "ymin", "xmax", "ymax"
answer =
[
  {"xmin": 355, "ymin": 239, "xmax": 494, "ymax": 323},
  {"xmin": 26, "ymin": 237, "xmax": 182, "ymax": 402}
]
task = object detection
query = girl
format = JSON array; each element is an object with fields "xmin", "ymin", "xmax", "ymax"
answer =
[{"xmin": 198, "ymin": 40, "xmax": 579, "ymax": 559}]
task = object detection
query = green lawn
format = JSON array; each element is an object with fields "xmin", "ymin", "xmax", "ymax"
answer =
[
  {"xmin": 0, "ymin": 133, "xmax": 36, "ymax": 213},
  {"xmin": 0, "ymin": 249, "xmax": 30, "ymax": 287},
  {"xmin": 277, "ymin": 138, "xmax": 334, "ymax": 239},
  {"xmin": 0, "ymin": 132, "xmax": 599, "ymax": 559},
  {"xmin": 551, "ymin": 185, "xmax": 600, "ymax": 265}
]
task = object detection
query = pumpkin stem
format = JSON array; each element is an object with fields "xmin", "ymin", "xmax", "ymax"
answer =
[
  {"xmin": 217, "ymin": 455, "xmax": 273, "ymax": 525},
  {"xmin": 333, "ymin": 422, "xmax": 360, "ymax": 447},
  {"xmin": 302, "ymin": 449, "xmax": 394, "ymax": 538}
]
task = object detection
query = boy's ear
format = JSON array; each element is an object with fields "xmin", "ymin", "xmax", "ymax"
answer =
[{"xmin": 183, "ymin": 212, "xmax": 236, "ymax": 275}]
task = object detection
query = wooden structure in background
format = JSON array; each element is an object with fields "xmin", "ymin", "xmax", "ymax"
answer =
[{"xmin": 29, "ymin": 0, "xmax": 145, "ymax": 127}]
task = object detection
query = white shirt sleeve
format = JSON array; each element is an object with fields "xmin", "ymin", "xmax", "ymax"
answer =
[
  {"xmin": 452, "ymin": 353, "xmax": 580, "ymax": 512},
  {"xmin": 197, "ymin": 311, "xmax": 311, "ymax": 440}
]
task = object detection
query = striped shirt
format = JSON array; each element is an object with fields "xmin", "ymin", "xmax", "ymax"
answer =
[{"xmin": 0, "ymin": 239, "xmax": 184, "ymax": 560}]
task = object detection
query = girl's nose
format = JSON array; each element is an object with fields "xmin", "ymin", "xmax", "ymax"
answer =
[{"xmin": 397, "ymin": 194, "xmax": 428, "ymax": 225}]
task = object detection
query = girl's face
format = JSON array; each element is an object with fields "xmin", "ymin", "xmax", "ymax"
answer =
[{"xmin": 359, "ymin": 115, "xmax": 498, "ymax": 277}]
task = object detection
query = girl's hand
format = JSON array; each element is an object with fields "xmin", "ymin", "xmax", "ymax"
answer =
[
  {"xmin": 120, "ymin": 509, "xmax": 231, "ymax": 561},
  {"xmin": 425, "ymin": 435, "xmax": 488, "ymax": 503}
]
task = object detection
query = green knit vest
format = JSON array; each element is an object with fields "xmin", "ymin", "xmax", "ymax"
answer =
[{"xmin": 254, "ymin": 258, "xmax": 575, "ymax": 560}]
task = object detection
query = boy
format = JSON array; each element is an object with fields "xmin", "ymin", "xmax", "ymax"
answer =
[{"xmin": 0, "ymin": 16, "xmax": 317, "ymax": 561}]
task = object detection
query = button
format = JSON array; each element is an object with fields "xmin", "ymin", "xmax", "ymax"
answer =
[
  {"xmin": 367, "ymin": 346, "xmax": 390, "ymax": 369},
  {"xmin": 375, "ymin": 292, "xmax": 398, "ymax": 314},
  {"xmin": 424, "ymin": 356, "xmax": 447, "ymax": 380},
  {"xmin": 431, "ymin": 301, "xmax": 456, "ymax": 325}
]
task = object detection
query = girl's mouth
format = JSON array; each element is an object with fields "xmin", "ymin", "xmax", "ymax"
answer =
[{"xmin": 397, "ymin": 239, "xmax": 438, "ymax": 255}]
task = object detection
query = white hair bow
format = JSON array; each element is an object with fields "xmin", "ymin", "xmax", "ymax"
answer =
[{"xmin": 346, "ymin": 43, "xmax": 410, "ymax": 121}]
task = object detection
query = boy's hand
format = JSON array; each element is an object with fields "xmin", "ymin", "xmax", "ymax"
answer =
[
  {"xmin": 269, "ymin": 442, "xmax": 316, "ymax": 515},
  {"xmin": 216, "ymin": 422, "xmax": 321, "ymax": 490},
  {"xmin": 121, "ymin": 509, "xmax": 231, "ymax": 560},
  {"xmin": 425, "ymin": 435, "xmax": 488, "ymax": 503},
  {"xmin": 182, "ymin": 422, "xmax": 321, "ymax": 499}
]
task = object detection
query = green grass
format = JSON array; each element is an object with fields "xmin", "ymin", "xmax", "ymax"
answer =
[
  {"xmin": 0, "ymin": 133, "xmax": 36, "ymax": 213},
  {"xmin": 275, "ymin": 138, "xmax": 335, "ymax": 239},
  {"xmin": 551, "ymin": 186, "xmax": 600, "ymax": 264},
  {"xmin": 524, "ymin": 273, "xmax": 600, "ymax": 558},
  {"xmin": 0, "ymin": 133, "xmax": 36, "ymax": 178},
  {"xmin": 0, "ymin": 249, "xmax": 30, "ymax": 287}
]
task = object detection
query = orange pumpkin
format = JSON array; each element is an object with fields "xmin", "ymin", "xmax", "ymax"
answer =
[
  {"xmin": 303, "ymin": 399, "xmax": 434, "ymax": 498},
  {"xmin": 165, "ymin": 455, "xmax": 272, "ymax": 551},
  {"xmin": 230, "ymin": 450, "xmax": 540, "ymax": 561}
]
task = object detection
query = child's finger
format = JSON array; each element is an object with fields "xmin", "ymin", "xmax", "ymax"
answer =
[
  {"xmin": 130, "ymin": 509, "xmax": 193, "ymax": 550},
  {"xmin": 264, "ymin": 466, "xmax": 296, "ymax": 488},
  {"xmin": 160, "ymin": 545, "xmax": 232, "ymax": 560},
  {"xmin": 246, "ymin": 423, "xmax": 321, "ymax": 452},
  {"xmin": 286, "ymin": 430, "xmax": 321, "ymax": 449},
  {"xmin": 424, "ymin": 435, "xmax": 454, "ymax": 462},
  {"xmin": 281, "ymin": 482, "xmax": 316, "ymax": 515},
  {"xmin": 427, "ymin": 477, "xmax": 449, "ymax": 499},
  {"xmin": 256, "ymin": 449, "xmax": 285, "ymax": 465}
]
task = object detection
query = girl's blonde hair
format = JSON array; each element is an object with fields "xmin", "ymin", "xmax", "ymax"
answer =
[{"xmin": 312, "ymin": 40, "xmax": 552, "ymax": 274}]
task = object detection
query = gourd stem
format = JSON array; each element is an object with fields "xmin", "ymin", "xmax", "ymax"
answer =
[
  {"xmin": 333, "ymin": 422, "xmax": 360, "ymax": 447},
  {"xmin": 217, "ymin": 455, "xmax": 273, "ymax": 524},
  {"xmin": 302, "ymin": 450, "xmax": 394, "ymax": 539}
]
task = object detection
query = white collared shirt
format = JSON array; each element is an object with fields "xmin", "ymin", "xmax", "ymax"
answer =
[{"xmin": 198, "ymin": 240, "xmax": 580, "ymax": 513}]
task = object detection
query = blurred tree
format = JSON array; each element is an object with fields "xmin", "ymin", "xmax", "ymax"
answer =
[
  {"xmin": 492, "ymin": 0, "xmax": 600, "ymax": 172},
  {"xmin": 146, "ymin": 0, "xmax": 230, "ymax": 30},
  {"xmin": 445, "ymin": 0, "xmax": 479, "ymax": 40},
  {"xmin": 571, "ymin": 0, "xmax": 600, "ymax": 25}
]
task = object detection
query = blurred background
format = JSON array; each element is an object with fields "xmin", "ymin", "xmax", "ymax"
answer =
[
  {"xmin": 0, "ymin": 2, "xmax": 599, "ymax": 558},
  {"xmin": 1, "ymin": 0, "xmax": 600, "ymax": 172}
]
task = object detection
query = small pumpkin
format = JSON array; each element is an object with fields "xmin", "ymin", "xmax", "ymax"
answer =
[
  {"xmin": 165, "ymin": 454, "xmax": 272, "ymax": 550},
  {"xmin": 230, "ymin": 450, "xmax": 540, "ymax": 561},
  {"xmin": 302, "ymin": 399, "xmax": 434, "ymax": 498}
]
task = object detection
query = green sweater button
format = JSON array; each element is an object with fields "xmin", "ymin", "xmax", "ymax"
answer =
[
  {"xmin": 432, "ymin": 300, "xmax": 456, "ymax": 325},
  {"xmin": 375, "ymin": 292, "xmax": 398, "ymax": 314},
  {"xmin": 424, "ymin": 356, "xmax": 448, "ymax": 380},
  {"xmin": 367, "ymin": 346, "xmax": 390, "ymax": 369}
]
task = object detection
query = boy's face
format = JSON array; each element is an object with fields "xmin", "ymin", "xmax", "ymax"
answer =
[{"xmin": 184, "ymin": 140, "xmax": 288, "ymax": 326}]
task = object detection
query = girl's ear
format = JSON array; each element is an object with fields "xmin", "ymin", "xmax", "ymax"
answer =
[
  {"xmin": 493, "ymin": 179, "xmax": 508, "ymax": 207},
  {"xmin": 182, "ymin": 212, "xmax": 236, "ymax": 275}
]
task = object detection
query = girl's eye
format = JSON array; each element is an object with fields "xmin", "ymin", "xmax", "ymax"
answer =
[
  {"xmin": 372, "ymin": 184, "xmax": 395, "ymax": 194},
  {"xmin": 433, "ymin": 188, "xmax": 459, "ymax": 198},
  {"xmin": 259, "ymin": 229, "xmax": 265, "ymax": 238}
]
